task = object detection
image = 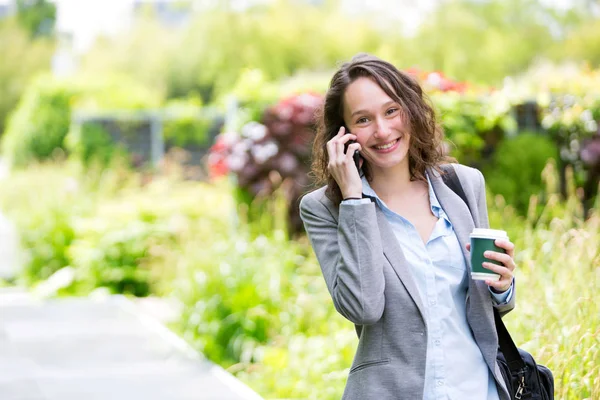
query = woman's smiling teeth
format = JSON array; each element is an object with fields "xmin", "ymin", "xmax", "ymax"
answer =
[{"xmin": 373, "ymin": 138, "xmax": 400, "ymax": 150}]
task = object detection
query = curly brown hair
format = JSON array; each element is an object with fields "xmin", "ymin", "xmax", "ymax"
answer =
[{"xmin": 310, "ymin": 53, "xmax": 453, "ymax": 204}]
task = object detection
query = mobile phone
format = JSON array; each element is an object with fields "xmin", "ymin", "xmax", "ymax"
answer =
[{"xmin": 343, "ymin": 126, "xmax": 361, "ymax": 171}]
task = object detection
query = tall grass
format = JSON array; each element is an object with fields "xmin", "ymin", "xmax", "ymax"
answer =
[{"xmin": 496, "ymin": 167, "xmax": 600, "ymax": 399}]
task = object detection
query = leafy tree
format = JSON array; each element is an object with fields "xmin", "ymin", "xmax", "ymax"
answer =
[
  {"xmin": 0, "ymin": 19, "xmax": 54, "ymax": 135},
  {"xmin": 16, "ymin": 0, "xmax": 56, "ymax": 37},
  {"xmin": 79, "ymin": 1, "xmax": 398, "ymax": 104},
  {"xmin": 411, "ymin": 0, "xmax": 556, "ymax": 85}
]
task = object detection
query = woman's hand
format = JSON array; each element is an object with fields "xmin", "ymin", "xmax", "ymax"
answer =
[
  {"xmin": 466, "ymin": 239, "xmax": 516, "ymax": 293},
  {"xmin": 327, "ymin": 127, "xmax": 363, "ymax": 199}
]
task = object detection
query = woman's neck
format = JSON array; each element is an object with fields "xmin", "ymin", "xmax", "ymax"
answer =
[{"xmin": 368, "ymin": 162, "xmax": 415, "ymax": 200}]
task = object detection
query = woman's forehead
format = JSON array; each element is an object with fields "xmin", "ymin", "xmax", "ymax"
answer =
[{"xmin": 343, "ymin": 77, "xmax": 397, "ymax": 114}]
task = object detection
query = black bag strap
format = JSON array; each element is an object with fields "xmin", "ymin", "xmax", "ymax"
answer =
[{"xmin": 440, "ymin": 165, "xmax": 527, "ymax": 374}]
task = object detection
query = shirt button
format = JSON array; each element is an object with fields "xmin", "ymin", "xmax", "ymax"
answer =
[
  {"xmin": 435, "ymin": 339, "xmax": 441, "ymax": 346},
  {"xmin": 437, "ymin": 380, "xmax": 444, "ymax": 387},
  {"xmin": 430, "ymin": 300, "xmax": 437, "ymax": 306}
]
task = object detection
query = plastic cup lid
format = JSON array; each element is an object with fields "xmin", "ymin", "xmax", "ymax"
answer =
[{"xmin": 470, "ymin": 228, "xmax": 508, "ymax": 239}]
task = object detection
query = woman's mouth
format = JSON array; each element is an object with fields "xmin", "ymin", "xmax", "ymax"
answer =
[{"xmin": 372, "ymin": 138, "xmax": 401, "ymax": 153}]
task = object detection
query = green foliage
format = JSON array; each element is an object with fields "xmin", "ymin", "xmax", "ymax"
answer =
[
  {"xmin": 2, "ymin": 76, "xmax": 75, "ymax": 167},
  {"xmin": 411, "ymin": 0, "xmax": 556, "ymax": 84},
  {"xmin": 20, "ymin": 207, "xmax": 75, "ymax": 284},
  {"xmin": 67, "ymin": 220, "xmax": 172, "ymax": 296},
  {"xmin": 16, "ymin": 0, "xmax": 55, "ymax": 37},
  {"xmin": 552, "ymin": 9, "xmax": 600, "ymax": 67},
  {"xmin": 78, "ymin": 17, "xmax": 175, "ymax": 99},
  {"xmin": 484, "ymin": 133, "xmax": 559, "ymax": 215},
  {"xmin": 176, "ymin": 230, "xmax": 297, "ymax": 364},
  {"xmin": 163, "ymin": 97, "xmax": 216, "ymax": 148},
  {"xmin": 65, "ymin": 122, "xmax": 123, "ymax": 169},
  {"xmin": 433, "ymin": 90, "xmax": 516, "ymax": 166},
  {"xmin": 486, "ymin": 185, "xmax": 599, "ymax": 400},
  {"xmin": 73, "ymin": 73, "xmax": 164, "ymax": 111},
  {"xmin": 225, "ymin": 69, "xmax": 281, "ymax": 124},
  {"xmin": 0, "ymin": 19, "xmax": 54, "ymax": 134},
  {"xmin": 79, "ymin": 2, "xmax": 394, "ymax": 104},
  {"xmin": 70, "ymin": 0, "xmax": 600, "ymax": 105},
  {"xmin": 0, "ymin": 165, "xmax": 79, "ymax": 284},
  {"xmin": 0, "ymin": 162, "xmax": 234, "ymax": 295},
  {"xmin": 2, "ymin": 72, "xmax": 165, "ymax": 168}
]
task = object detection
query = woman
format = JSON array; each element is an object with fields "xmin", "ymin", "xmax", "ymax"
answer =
[{"xmin": 299, "ymin": 54, "xmax": 517, "ymax": 400}]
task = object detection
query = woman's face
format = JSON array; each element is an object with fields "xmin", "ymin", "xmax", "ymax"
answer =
[{"xmin": 342, "ymin": 76, "xmax": 411, "ymax": 174}]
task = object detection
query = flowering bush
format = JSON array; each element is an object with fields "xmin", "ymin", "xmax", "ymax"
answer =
[
  {"xmin": 539, "ymin": 93, "xmax": 600, "ymax": 213},
  {"xmin": 405, "ymin": 68, "xmax": 470, "ymax": 93},
  {"xmin": 208, "ymin": 92, "xmax": 324, "ymax": 233}
]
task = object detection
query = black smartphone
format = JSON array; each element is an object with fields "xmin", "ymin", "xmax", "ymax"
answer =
[{"xmin": 343, "ymin": 126, "xmax": 361, "ymax": 171}]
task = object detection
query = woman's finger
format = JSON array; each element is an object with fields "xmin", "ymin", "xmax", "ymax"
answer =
[
  {"xmin": 335, "ymin": 135, "xmax": 357, "ymax": 162},
  {"xmin": 482, "ymin": 262, "xmax": 512, "ymax": 277},
  {"xmin": 484, "ymin": 251, "xmax": 515, "ymax": 271},
  {"xmin": 345, "ymin": 142, "xmax": 362, "ymax": 161},
  {"xmin": 326, "ymin": 138, "xmax": 338, "ymax": 162},
  {"xmin": 495, "ymin": 239, "xmax": 515, "ymax": 258},
  {"xmin": 486, "ymin": 278, "xmax": 512, "ymax": 292}
]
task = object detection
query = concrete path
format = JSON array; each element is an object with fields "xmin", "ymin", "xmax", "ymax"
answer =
[{"xmin": 0, "ymin": 288, "xmax": 264, "ymax": 400}]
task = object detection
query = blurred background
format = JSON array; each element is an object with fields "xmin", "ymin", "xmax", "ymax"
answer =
[{"xmin": 0, "ymin": 0, "xmax": 598, "ymax": 399}]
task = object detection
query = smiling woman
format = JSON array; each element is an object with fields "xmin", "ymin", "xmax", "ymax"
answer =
[
  {"xmin": 343, "ymin": 79, "xmax": 411, "ymax": 173},
  {"xmin": 311, "ymin": 53, "xmax": 447, "ymax": 206},
  {"xmin": 300, "ymin": 54, "xmax": 519, "ymax": 400}
]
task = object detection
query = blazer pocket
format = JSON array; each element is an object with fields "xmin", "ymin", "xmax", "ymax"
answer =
[{"xmin": 349, "ymin": 358, "xmax": 390, "ymax": 374}]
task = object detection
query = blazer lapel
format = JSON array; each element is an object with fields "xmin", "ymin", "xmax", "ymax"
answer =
[
  {"xmin": 374, "ymin": 204, "xmax": 428, "ymax": 325},
  {"xmin": 428, "ymin": 167, "xmax": 499, "ymax": 373},
  {"xmin": 428, "ymin": 168, "xmax": 475, "ymax": 278}
]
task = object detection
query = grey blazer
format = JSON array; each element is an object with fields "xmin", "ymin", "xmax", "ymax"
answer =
[{"xmin": 299, "ymin": 164, "xmax": 515, "ymax": 400}]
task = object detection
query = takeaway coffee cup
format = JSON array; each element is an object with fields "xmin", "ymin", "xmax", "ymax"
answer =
[{"xmin": 469, "ymin": 228, "xmax": 508, "ymax": 281}]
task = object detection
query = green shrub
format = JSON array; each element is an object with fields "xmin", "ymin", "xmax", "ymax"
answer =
[
  {"xmin": 484, "ymin": 132, "xmax": 559, "ymax": 215},
  {"xmin": 0, "ymin": 165, "xmax": 80, "ymax": 284},
  {"xmin": 67, "ymin": 220, "xmax": 174, "ymax": 296},
  {"xmin": 176, "ymin": 229, "xmax": 297, "ymax": 365},
  {"xmin": 432, "ymin": 90, "xmax": 516, "ymax": 167},
  {"xmin": 0, "ymin": 19, "xmax": 54, "ymax": 134},
  {"xmin": 65, "ymin": 122, "xmax": 125, "ymax": 168},
  {"xmin": 163, "ymin": 98, "xmax": 219, "ymax": 148},
  {"xmin": 19, "ymin": 207, "xmax": 75, "ymax": 284},
  {"xmin": 73, "ymin": 73, "xmax": 163, "ymax": 111},
  {"xmin": 2, "ymin": 76, "xmax": 75, "ymax": 167}
]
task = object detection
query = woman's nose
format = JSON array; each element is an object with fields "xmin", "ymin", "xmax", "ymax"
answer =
[{"xmin": 373, "ymin": 119, "xmax": 392, "ymax": 139}]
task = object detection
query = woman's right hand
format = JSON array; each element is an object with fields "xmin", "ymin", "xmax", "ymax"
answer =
[{"xmin": 327, "ymin": 127, "xmax": 363, "ymax": 199}]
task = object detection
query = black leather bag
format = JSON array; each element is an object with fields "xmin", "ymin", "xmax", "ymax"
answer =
[
  {"xmin": 442, "ymin": 165, "xmax": 555, "ymax": 400},
  {"xmin": 494, "ymin": 309, "xmax": 554, "ymax": 399}
]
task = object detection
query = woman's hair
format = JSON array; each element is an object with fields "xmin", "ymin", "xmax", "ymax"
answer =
[{"xmin": 311, "ymin": 53, "xmax": 453, "ymax": 204}]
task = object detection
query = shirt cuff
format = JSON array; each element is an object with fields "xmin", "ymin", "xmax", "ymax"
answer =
[
  {"xmin": 489, "ymin": 278, "xmax": 514, "ymax": 305},
  {"xmin": 341, "ymin": 198, "xmax": 371, "ymax": 205}
]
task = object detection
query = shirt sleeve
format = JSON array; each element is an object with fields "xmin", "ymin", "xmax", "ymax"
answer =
[
  {"xmin": 341, "ymin": 198, "xmax": 372, "ymax": 205},
  {"xmin": 489, "ymin": 277, "xmax": 515, "ymax": 305}
]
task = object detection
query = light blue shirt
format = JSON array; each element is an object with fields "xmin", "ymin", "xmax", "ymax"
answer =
[{"xmin": 344, "ymin": 175, "xmax": 513, "ymax": 400}]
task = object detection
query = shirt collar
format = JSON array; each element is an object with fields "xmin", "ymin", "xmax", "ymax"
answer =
[{"xmin": 361, "ymin": 172, "xmax": 444, "ymax": 218}]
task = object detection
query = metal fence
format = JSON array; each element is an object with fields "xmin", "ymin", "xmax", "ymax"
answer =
[{"xmin": 70, "ymin": 108, "xmax": 226, "ymax": 170}]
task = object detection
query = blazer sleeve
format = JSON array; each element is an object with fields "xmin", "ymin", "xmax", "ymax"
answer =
[
  {"xmin": 475, "ymin": 169, "xmax": 516, "ymax": 317},
  {"xmin": 299, "ymin": 193, "xmax": 386, "ymax": 325}
]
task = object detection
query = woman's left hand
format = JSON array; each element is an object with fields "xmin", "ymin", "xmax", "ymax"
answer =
[{"xmin": 466, "ymin": 239, "xmax": 516, "ymax": 293}]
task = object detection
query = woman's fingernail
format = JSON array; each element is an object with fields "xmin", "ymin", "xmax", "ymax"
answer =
[{"xmin": 484, "ymin": 251, "xmax": 491, "ymax": 257}]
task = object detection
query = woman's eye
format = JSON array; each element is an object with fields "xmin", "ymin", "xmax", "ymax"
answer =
[
  {"xmin": 356, "ymin": 117, "xmax": 368, "ymax": 124},
  {"xmin": 386, "ymin": 108, "xmax": 399, "ymax": 115}
]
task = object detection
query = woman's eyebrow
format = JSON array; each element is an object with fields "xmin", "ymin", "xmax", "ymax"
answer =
[{"xmin": 350, "ymin": 101, "xmax": 397, "ymax": 118}]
